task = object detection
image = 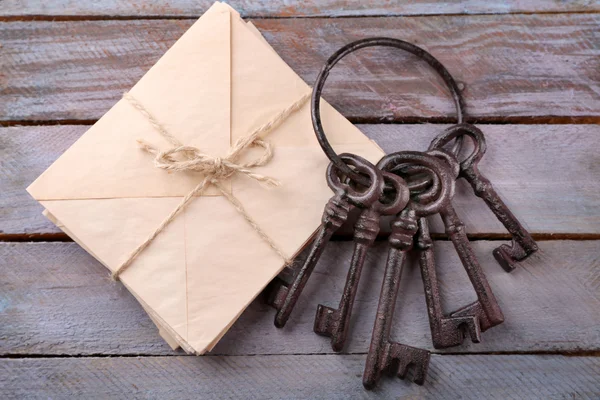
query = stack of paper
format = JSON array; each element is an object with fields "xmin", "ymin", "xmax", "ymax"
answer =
[{"xmin": 27, "ymin": 2, "xmax": 385, "ymax": 354}]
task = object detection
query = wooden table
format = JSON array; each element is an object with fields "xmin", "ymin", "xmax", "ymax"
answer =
[{"xmin": 1, "ymin": 1, "xmax": 599, "ymax": 399}]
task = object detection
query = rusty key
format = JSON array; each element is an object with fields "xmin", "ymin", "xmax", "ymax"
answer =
[
  {"xmin": 430, "ymin": 124, "xmax": 538, "ymax": 272},
  {"xmin": 314, "ymin": 172, "xmax": 409, "ymax": 352},
  {"xmin": 363, "ymin": 151, "xmax": 454, "ymax": 389},
  {"xmin": 363, "ymin": 209, "xmax": 430, "ymax": 388},
  {"xmin": 420, "ymin": 148, "xmax": 503, "ymax": 340},
  {"xmin": 268, "ymin": 154, "xmax": 384, "ymax": 328},
  {"xmin": 416, "ymin": 217, "xmax": 481, "ymax": 348},
  {"xmin": 439, "ymin": 203, "xmax": 504, "ymax": 332},
  {"xmin": 398, "ymin": 150, "xmax": 481, "ymax": 347}
]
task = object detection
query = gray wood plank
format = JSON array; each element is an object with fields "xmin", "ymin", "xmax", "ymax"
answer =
[
  {"xmin": 2, "ymin": 1, "xmax": 597, "ymax": 18},
  {"xmin": 2, "ymin": 124, "xmax": 598, "ymax": 236},
  {"xmin": 0, "ymin": 126, "xmax": 82, "ymax": 236},
  {"xmin": 2, "ymin": 355, "xmax": 599, "ymax": 399},
  {"xmin": 2, "ymin": 14, "xmax": 599, "ymax": 122},
  {"xmin": 1, "ymin": 241, "xmax": 598, "ymax": 356}
]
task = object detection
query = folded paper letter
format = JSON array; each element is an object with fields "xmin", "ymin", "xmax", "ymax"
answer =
[{"xmin": 27, "ymin": 2, "xmax": 385, "ymax": 354}]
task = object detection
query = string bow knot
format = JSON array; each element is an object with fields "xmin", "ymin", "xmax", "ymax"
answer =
[{"xmin": 136, "ymin": 137, "xmax": 280, "ymax": 187}]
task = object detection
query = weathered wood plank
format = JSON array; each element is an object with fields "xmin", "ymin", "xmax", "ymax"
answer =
[
  {"xmin": 2, "ymin": 124, "xmax": 599, "ymax": 236},
  {"xmin": 2, "ymin": 355, "xmax": 599, "ymax": 399},
  {"xmin": 2, "ymin": 241, "xmax": 598, "ymax": 356},
  {"xmin": 0, "ymin": 126, "xmax": 82, "ymax": 236},
  {"xmin": 2, "ymin": 14, "xmax": 599, "ymax": 122},
  {"xmin": 2, "ymin": 1, "xmax": 598, "ymax": 18}
]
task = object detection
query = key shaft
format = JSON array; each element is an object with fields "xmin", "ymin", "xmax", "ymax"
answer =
[{"xmin": 313, "ymin": 240, "xmax": 369, "ymax": 351}]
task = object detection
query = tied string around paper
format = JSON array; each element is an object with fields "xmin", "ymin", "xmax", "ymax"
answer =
[{"xmin": 111, "ymin": 91, "xmax": 311, "ymax": 280}]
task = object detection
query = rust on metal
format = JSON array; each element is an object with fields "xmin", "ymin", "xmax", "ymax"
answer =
[
  {"xmin": 268, "ymin": 153, "xmax": 384, "ymax": 328},
  {"xmin": 285, "ymin": 36, "xmax": 539, "ymax": 389},
  {"xmin": 311, "ymin": 37, "xmax": 466, "ymax": 187},
  {"xmin": 314, "ymin": 172, "xmax": 410, "ymax": 352},
  {"xmin": 362, "ymin": 150, "xmax": 454, "ymax": 388},
  {"xmin": 430, "ymin": 123, "xmax": 539, "ymax": 272},
  {"xmin": 422, "ymin": 148, "xmax": 504, "ymax": 344}
]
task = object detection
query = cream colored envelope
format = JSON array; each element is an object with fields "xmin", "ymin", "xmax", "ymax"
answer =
[{"xmin": 27, "ymin": 2, "xmax": 385, "ymax": 354}]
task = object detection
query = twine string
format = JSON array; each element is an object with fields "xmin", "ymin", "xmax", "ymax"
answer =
[{"xmin": 112, "ymin": 91, "xmax": 310, "ymax": 280}]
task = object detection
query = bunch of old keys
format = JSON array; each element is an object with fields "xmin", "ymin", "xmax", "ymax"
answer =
[{"xmin": 267, "ymin": 38, "xmax": 538, "ymax": 389}]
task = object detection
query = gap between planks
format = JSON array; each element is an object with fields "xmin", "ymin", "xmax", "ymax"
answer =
[
  {"xmin": 3, "ymin": 232, "xmax": 600, "ymax": 243},
  {"xmin": 2, "ymin": 116, "xmax": 600, "ymax": 127},
  {"xmin": 1, "ymin": 9, "xmax": 600, "ymax": 22},
  {"xmin": 3, "ymin": 350, "xmax": 600, "ymax": 359}
]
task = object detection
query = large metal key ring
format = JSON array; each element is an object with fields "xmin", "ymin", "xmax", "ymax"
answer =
[{"xmin": 312, "ymin": 37, "xmax": 466, "ymax": 187}]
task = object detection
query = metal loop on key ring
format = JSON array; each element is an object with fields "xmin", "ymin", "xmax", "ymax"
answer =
[
  {"xmin": 377, "ymin": 150, "xmax": 455, "ymax": 217},
  {"xmin": 312, "ymin": 37, "xmax": 466, "ymax": 187},
  {"xmin": 376, "ymin": 172, "xmax": 411, "ymax": 216},
  {"xmin": 326, "ymin": 153, "xmax": 384, "ymax": 208},
  {"xmin": 429, "ymin": 123, "xmax": 486, "ymax": 173}
]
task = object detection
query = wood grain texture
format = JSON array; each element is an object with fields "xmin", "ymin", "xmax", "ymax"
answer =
[
  {"xmin": 2, "ymin": 0, "xmax": 598, "ymax": 18},
  {"xmin": 2, "ymin": 14, "xmax": 599, "ymax": 122},
  {"xmin": 2, "ymin": 241, "xmax": 599, "ymax": 356},
  {"xmin": 2, "ymin": 2, "xmax": 599, "ymax": 397},
  {"xmin": 0, "ymin": 126, "xmax": 82, "ymax": 236},
  {"xmin": 2, "ymin": 355, "xmax": 599, "ymax": 399},
  {"xmin": 3, "ymin": 124, "xmax": 599, "ymax": 236}
]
